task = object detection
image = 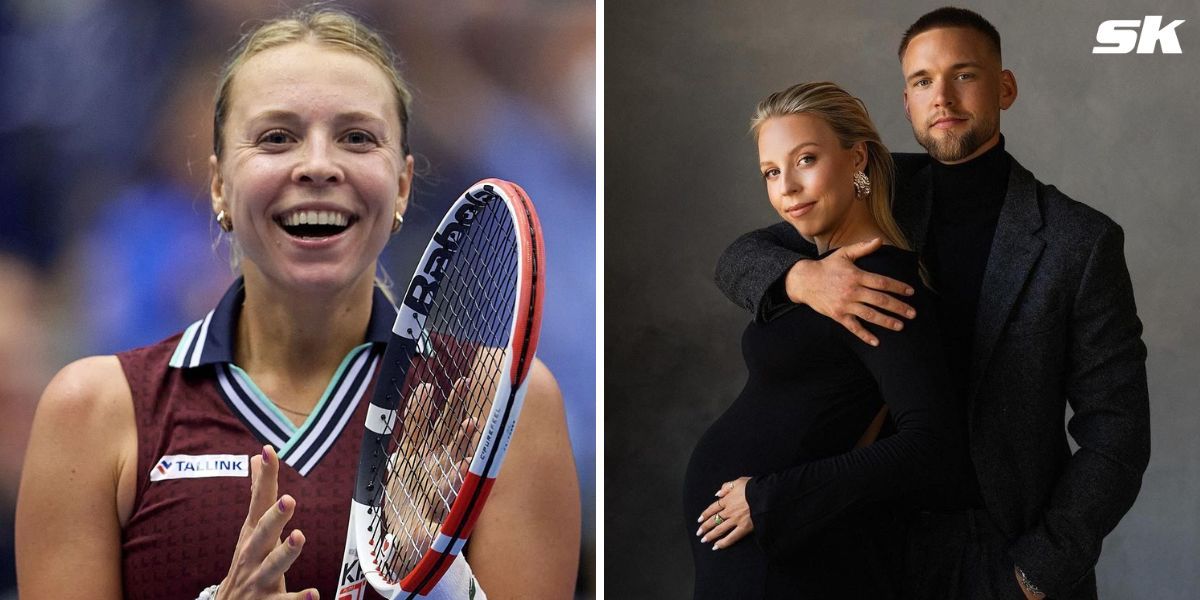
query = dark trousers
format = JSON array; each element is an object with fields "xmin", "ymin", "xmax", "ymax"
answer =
[{"xmin": 902, "ymin": 509, "xmax": 1032, "ymax": 600}]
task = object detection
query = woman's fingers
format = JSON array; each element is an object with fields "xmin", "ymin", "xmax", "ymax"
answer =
[
  {"xmin": 697, "ymin": 499, "xmax": 723, "ymax": 524},
  {"xmin": 449, "ymin": 417, "xmax": 480, "ymax": 467},
  {"xmin": 700, "ymin": 517, "xmax": 738, "ymax": 545},
  {"xmin": 695, "ymin": 509, "xmax": 727, "ymax": 538},
  {"xmin": 243, "ymin": 495, "xmax": 298, "ymax": 562},
  {"xmin": 238, "ymin": 455, "xmax": 263, "ymax": 544},
  {"xmin": 221, "ymin": 447, "xmax": 312, "ymax": 599},
  {"xmin": 697, "ymin": 477, "xmax": 754, "ymax": 548},
  {"xmin": 696, "ymin": 507, "xmax": 750, "ymax": 549},
  {"xmin": 712, "ymin": 524, "xmax": 750, "ymax": 550},
  {"xmin": 441, "ymin": 417, "xmax": 479, "ymax": 490},
  {"xmin": 238, "ymin": 446, "xmax": 279, "ymax": 544},
  {"xmin": 247, "ymin": 446, "xmax": 280, "ymax": 527},
  {"xmin": 257, "ymin": 530, "xmax": 306, "ymax": 588}
]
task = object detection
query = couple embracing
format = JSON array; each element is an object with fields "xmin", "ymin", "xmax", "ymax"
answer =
[{"xmin": 684, "ymin": 7, "xmax": 1148, "ymax": 599}]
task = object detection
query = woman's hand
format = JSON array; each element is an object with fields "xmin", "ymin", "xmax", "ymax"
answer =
[
  {"xmin": 695, "ymin": 477, "xmax": 754, "ymax": 550},
  {"xmin": 218, "ymin": 445, "xmax": 318, "ymax": 600},
  {"xmin": 400, "ymin": 379, "xmax": 481, "ymax": 524}
]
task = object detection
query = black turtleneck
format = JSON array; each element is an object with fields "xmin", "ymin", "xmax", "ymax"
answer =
[
  {"xmin": 924, "ymin": 135, "xmax": 1010, "ymax": 398},
  {"xmin": 922, "ymin": 135, "xmax": 1010, "ymax": 509}
]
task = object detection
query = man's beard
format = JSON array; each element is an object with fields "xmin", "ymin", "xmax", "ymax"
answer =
[{"xmin": 913, "ymin": 113, "xmax": 998, "ymax": 163}]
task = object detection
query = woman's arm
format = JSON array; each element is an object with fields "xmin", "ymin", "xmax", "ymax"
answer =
[
  {"xmin": 467, "ymin": 358, "xmax": 581, "ymax": 599},
  {"xmin": 15, "ymin": 356, "xmax": 136, "ymax": 599}
]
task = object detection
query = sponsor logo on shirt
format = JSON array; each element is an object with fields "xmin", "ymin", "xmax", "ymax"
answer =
[{"xmin": 148, "ymin": 454, "xmax": 249, "ymax": 481}]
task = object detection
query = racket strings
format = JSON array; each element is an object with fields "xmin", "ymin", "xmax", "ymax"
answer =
[
  {"xmin": 366, "ymin": 199, "xmax": 520, "ymax": 580},
  {"xmin": 390, "ymin": 202, "xmax": 517, "ymax": 510}
]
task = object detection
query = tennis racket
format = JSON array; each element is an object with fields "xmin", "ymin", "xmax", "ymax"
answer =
[{"xmin": 336, "ymin": 179, "xmax": 545, "ymax": 600}]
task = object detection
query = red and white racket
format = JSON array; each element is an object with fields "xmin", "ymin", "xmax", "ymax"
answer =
[{"xmin": 336, "ymin": 179, "xmax": 545, "ymax": 599}]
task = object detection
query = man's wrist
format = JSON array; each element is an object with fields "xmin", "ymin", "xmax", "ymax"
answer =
[
  {"xmin": 1014, "ymin": 565, "xmax": 1046, "ymax": 599},
  {"xmin": 783, "ymin": 259, "xmax": 813, "ymax": 304}
]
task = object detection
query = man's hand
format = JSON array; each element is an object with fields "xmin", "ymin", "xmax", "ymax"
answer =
[{"xmin": 785, "ymin": 238, "xmax": 916, "ymax": 346}]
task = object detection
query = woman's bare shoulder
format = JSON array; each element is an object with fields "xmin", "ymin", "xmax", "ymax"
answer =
[
  {"xmin": 31, "ymin": 356, "xmax": 136, "ymax": 473},
  {"xmin": 526, "ymin": 357, "xmax": 563, "ymax": 407},
  {"xmin": 17, "ymin": 355, "xmax": 134, "ymax": 597},
  {"xmin": 38, "ymin": 355, "xmax": 133, "ymax": 424}
]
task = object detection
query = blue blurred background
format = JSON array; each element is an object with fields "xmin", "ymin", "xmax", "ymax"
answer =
[{"xmin": 0, "ymin": 1, "xmax": 595, "ymax": 597}]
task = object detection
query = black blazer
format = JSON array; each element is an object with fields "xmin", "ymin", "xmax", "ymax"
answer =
[{"xmin": 714, "ymin": 152, "xmax": 1150, "ymax": 599}]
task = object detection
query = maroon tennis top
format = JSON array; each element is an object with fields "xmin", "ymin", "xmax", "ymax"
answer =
[{"xmin": 118, "ymin": 280, "xmax": 395, "ymax": 599}]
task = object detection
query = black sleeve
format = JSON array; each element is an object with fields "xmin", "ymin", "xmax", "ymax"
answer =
[
  {"xmin": 713, "ymin": 222, "xmax": 817, "ymax": 319},
  {"xmin": 743, "ymin": 251, "xmax": 960, "ymax": 558},
  {"xmin": 1006, "ymin": 223, "xmax": 1150, "ymax": 597}
]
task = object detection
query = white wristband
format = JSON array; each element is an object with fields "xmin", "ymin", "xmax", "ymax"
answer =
[
  {"xmin": 196, "ymin": 584, "xmax": 220, "ymax": 600},
  {"xmin": 428, "ymin": 554, "xmax": 487, "ymax": 600}
]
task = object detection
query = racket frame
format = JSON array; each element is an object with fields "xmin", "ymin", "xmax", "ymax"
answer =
[{"xmin": 339, "ymin": 179, "xmax": 545, "ymax": 599}]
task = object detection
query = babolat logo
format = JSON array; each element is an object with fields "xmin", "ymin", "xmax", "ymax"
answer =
[
  {"xmin": 148, "ymin": 454, "xmax": 249, "ymax": 481},
  {"xmin": 1093, "ymin": 16, "xmax": 1185, "ymax": 54},
  {"xmin": 403, "ymin": 185, "xmax": 500, "ymax": 315}
]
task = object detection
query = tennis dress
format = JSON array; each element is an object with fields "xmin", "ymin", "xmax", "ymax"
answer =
[
  {"xmin": 119, "ymin": 280, "xmax": 458, "ymax": 599},
  {"xmin": 683, "ymin": 246, "xmax": 961, "ymax": 599}
]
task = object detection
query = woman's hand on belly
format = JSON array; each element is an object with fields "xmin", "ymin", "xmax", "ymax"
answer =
[
  {"xmin": 217, "ymin": 445, "xmax": 317, "ymax": 600},
  {"xmin": 695, "ymin": 476, "xmax": 754, "ymax": 550}
]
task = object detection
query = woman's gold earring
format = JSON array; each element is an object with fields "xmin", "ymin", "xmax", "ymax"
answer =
[
  {"xmin": 216, "ymin": 210, "xmax": 233, "ymax": 232},
  {"xmin": 392, "ymin": 211, "xmax": 404, "ymax": 233},
  {"xmin": 852, "ymin": 171, "xmax": 871, "ymax": 199}
]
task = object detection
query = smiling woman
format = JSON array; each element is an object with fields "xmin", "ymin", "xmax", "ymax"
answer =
[
  {"xmin": 209, "ymin": 38, "xmax": 413, "ymax": 296},
  {"xmin": 14, "ymin": 7, "xmax": 579, "ymax": 600},
  {"xmin": 682, "ymin": 81, "xmax": 961, "ymax": 599}
]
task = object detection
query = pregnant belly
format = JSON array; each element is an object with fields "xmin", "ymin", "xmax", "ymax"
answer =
[{"xmin": 682, "ymin": 399, "xmax": 816, "ymax": 519}]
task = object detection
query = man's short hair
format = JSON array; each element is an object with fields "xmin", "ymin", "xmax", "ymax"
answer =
[{"xmin": 898, "ymin": 7, "xmax": 1002, "ymax": 61}]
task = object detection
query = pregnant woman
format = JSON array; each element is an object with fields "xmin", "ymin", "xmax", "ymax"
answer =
[{"xmin": 683, "ymin": 81, "xmax": 963, "ymax": 599}]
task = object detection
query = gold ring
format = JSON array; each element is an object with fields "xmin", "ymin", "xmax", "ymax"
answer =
[{"xmin": 714, "ymin": 515, "xmax": 724, "ymax": 526}]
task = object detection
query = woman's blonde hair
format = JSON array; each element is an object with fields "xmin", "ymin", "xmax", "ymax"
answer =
[
  {"xmin": 750, "ymin": 82, "xmax": 912, "ymax": 254},
  {"xmin": 212, "ymin": 6, "xmax": 412, "ymax": 158},
  {"xmin": 211, "ymin": 6, "xmax": 410, "ymax": 301}
]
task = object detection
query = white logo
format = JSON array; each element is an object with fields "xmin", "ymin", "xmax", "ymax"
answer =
[
  {"xmin": 1093, "ymin": 16, "xmax": 1185, "ymax": 54},
  {"xmin": 149, "ymin": 454, "xmax": 249, "ymax": 481}
]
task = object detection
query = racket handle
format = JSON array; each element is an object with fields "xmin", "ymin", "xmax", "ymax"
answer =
[{"xmin": 336, "ymin": 507, "xmax": 368, "ymax": 600}]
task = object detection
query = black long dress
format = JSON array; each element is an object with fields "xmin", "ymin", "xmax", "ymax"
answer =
[{"xmin": 683, "ymin": 246, "xmax": 961, "ymax": 599}]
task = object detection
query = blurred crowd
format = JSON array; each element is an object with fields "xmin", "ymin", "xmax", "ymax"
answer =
[{"xmin": 0, "ymin": 0, "xmax": 596, "ymax": 596}]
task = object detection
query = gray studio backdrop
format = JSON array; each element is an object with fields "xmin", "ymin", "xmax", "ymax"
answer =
[{"xmin": 605, "ymin": 0, "xmax": 1199, "ymax": 597}]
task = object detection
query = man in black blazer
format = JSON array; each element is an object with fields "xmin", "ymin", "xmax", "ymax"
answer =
[{"xmin": 714, "ymin": 7, "xmax": 1149, "ymax": 600}]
